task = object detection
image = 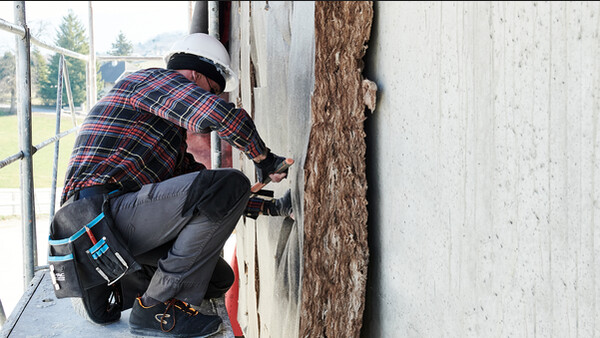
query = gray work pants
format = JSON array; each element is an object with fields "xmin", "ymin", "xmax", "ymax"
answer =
[{"xmin": 109, "ymin": 169, "xmax": 250, "ymax": 306}]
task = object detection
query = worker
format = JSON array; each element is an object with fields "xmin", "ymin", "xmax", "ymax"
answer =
[{"xmin": 58, "ymin": 32, "xmax": 292, "ymax": 337}]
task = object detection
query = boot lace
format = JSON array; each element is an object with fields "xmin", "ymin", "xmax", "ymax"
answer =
[{"xmin": 159, "ymin": 299, "xmax": 199, "ymax": 332}]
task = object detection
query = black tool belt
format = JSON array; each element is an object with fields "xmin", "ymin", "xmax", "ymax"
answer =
[{"xmin": 48, "ymin": 188, "xmax": 140, "ymax": 299}]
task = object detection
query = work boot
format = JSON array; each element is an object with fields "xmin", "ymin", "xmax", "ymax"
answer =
[{"xmin": 129, "ymin": 297, "xmax": 222, "ymax": 337}]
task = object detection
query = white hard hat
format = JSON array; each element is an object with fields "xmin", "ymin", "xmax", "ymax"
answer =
[{"xmin": 165, "ymin": 33, "xmax": 238, "ymax": 92}]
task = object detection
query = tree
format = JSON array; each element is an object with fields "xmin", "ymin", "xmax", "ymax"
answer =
[
  {"xmin": 31, "ymin": 47, "xmax": 49, "ymax": 104},
  {"xmin": 109, "ymin": 31, "xmax": 133, "ymax": 56},
  {"xmin": 0, "ymin": 48, "xmax": 50, "ymax": 111},
  {"xmin": 40, "ymin": 10, "xmax": 103, "ymax": 108},
  {"xmin": 0, "ymin": 51, "xmax": 16, "ymax": 114}
]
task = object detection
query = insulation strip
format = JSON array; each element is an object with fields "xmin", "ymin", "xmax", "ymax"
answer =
[{"xmin": 301, "ymin": 2, "xmax": 374, "ymax": 337}]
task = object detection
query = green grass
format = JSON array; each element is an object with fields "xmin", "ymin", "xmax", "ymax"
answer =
[{"xmin": 0, "ymin": 112, "xmax": 84, "ymax": 188}]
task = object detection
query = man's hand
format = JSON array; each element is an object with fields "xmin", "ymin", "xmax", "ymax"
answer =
[
  {"xmin": 269, "ymin": 172, "xmax": 287, "ymax": 183},
  {"xmin": 254, "ymin": 150, "xmax": 289, "ymax": 184}
]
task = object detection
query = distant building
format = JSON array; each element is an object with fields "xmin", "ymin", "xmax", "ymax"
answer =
[
  {"xmin": 99, "ymin": 61, "xmax": 125, "ymax": 83},
  {"xmin": 98, "ymin": 61, "xmax": 138, "ymax": 96}
]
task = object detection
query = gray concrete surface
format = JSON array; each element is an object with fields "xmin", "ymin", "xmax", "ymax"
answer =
[
  {"xmin": 363, "ymin": 1, "xmax": 600, "ymax": 337},
  {"xmin": 1, "ymin": 270, "xmax": 234, "ymax": 338}
]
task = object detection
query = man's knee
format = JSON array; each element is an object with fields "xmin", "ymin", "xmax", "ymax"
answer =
[
  {"xmin": 212, "ymin": 169, "xmax": 251, "ymax": 205},
  {"xmin": 182, "ymin": 169, "xmax": 250, "ymax": 221},
  {"xmin": 220, "ymin": 169, "xmax": 251, "ymax": 195}
]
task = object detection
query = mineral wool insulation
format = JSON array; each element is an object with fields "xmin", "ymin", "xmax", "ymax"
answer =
[{"xmin": 301, "ymin": 2, "xmax": 374, "ymax": 337}]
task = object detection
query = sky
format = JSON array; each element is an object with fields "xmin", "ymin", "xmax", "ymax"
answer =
[{"xmin": 0, "ymin": 1, "xmax": 192, "ymax": 54}]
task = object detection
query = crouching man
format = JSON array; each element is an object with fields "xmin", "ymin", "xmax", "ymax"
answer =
[{"xmin": 59, "ymin": 33, "xmax": 292, "ymax": 337}]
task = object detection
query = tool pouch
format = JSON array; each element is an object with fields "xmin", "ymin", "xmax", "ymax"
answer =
[
  {"xmin": 85, "ymin": 236, "xmax": 130, "ymax": 285},
  {"xmin": 48, "ymin": 192, "xmax": 141, "ymax": 299}
]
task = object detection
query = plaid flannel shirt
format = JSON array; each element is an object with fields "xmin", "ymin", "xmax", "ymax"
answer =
[{"xmin": 61, "ymin": 68, "xmax": 266, "ymax": 204}]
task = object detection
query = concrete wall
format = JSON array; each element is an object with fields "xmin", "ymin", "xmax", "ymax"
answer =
[{"xmin": 363, "ymin": 1, "xmax": 600, "ymax": 337}]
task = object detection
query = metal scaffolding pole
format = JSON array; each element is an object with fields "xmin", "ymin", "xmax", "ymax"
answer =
[
  {"xmin": 49, "ymin": 56, "xmax": 66, "ymax": 220},
  {"xmin": 0, "ymin": 17, "xmax": 88, "ymax": 60},
  {"xmin": 208, "ymin": 1, "xmax": 221, "ymax": 169},
  {"xmin": 14, "ymin": 0, "xmax": 36, "ymax": 287},
  {"xmin": 87, "ymin": 1, "xmax": 97, "ymax": 109}
]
